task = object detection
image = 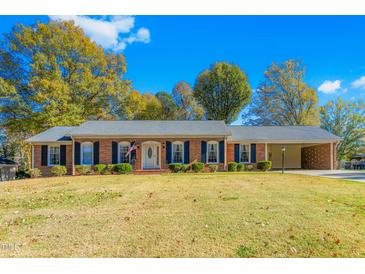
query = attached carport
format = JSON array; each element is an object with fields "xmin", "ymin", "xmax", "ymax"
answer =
[
  {"xmin": 267, "ymin": 142, "xmax": 336, "ymax": 170},
  {"xmin": 228, "ymin": 126, "xmax": 342, "ymax": 170}
]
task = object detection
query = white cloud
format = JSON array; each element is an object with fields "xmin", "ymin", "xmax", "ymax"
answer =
[
  {"xmin": 352, "ymin": 76, "xmax": 365, "ymax": 90},
  {"xmin": 318, "ymin": 80, "xmax": 342, "ymax": 94},
  {"xmin": 49, "ymin": 15, "xmax": 150, "ymax": 51}
]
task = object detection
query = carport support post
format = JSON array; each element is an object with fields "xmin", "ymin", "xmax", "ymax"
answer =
[{"xmin": 281, "ymin": 145, "xmax": 285, "ymax": 174}]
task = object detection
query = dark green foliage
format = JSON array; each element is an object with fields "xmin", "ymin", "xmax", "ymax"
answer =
[
  {"xmin": 16, "ymin": 169, "xmax": 30, "ymax": 179},
  {"xmin": 194, "ymin": 62, "xmax": 251, "ymax": 123},
  {"xmin": 105, "ymin": 164, "xmax": 115, "ymax": 174},
  {"xmin": 93, "ymin": 164, "xmax": 107, "ymax": 175},
  {"xmin": 228, "ymin": 162, "xmax": 238, "ymax": 172},
  {"xmin": 257, "ymin": 161, "xmax": 272, "ymax": 171},
  {"xmin": 113, "ymin": 163, "xmax": 132, "ymax": 174},
  {"xmin": 181, "ymin": 164, "xmax": 191, "ymax": 173},
  {"xmin": 168, "ymin": 163, "xmax": 183, "ymax": 173},
  {"xmin": 208, "ymin": 164, "xmax": 218, "ymax": 173},
  {"xmin": 50, "ymin": 166, "xmax": 67, "ymax": 176},
  {"xmin": 236, "ymin": 163, "xmax": 244, "ymax": 171},
  {"xmin": 191, "ymin": 162, "xmax": 204, "ymax": 173}
]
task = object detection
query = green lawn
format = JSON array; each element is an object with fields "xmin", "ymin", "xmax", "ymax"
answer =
[{"xmin": 0, "ymin": 173, "xmax": 364, "ymax": 258}]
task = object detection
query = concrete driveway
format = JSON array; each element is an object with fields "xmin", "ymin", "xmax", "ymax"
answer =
[{"xmin": 277, "ymin": 170, "xmax": 365, "ymax": 183}]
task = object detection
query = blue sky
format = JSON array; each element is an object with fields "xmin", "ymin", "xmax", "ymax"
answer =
[{"xmin": 1, "ymin": 15, "xmax": 365, "ymax": 124}]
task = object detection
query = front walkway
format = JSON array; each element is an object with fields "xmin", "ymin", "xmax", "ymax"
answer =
[{"xmin": 275, "ymin": 169, "xmax": 365, "ymax": 183}]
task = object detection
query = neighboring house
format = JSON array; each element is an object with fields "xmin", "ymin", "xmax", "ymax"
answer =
[
  {"xmin": 0, "ymin": 157, "xmax": 17, "ymax": 181},
  {"xmin": 26, "ymin": 121, "xmax": 342, "ymax": 176}
]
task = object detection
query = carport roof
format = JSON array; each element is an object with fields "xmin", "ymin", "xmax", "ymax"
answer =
[{"xmin": 228, "ymin": 126, "xmax": 342, "ymax": 143}]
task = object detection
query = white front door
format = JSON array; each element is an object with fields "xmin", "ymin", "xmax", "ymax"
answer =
[{"xmin": 143, "ymin": 143, "xmax": 160, "ymax": 169}]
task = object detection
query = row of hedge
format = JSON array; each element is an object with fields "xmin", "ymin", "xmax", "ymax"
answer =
[
  {"xmin": 26, "ymin": 160, "xmax": 272, "ymax": 178},
  {"xmin": 168, "ymin": 162, "xmax": 218, "ymax": 173},
  {"xmin": 228, "ymin": 161, "xmax": 272, "ymax": 172},
  {"xmin": 26, "ymin": 163, "xmax": 133, "ymax": 178},
  {"xmin": 76, "ymin": 164, "xmax": 132, "ymax": 175}
]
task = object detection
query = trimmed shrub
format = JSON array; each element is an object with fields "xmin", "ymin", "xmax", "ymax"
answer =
[
  {"xmin": 236, "ymin": 163, "xmax": 244, "ymax": 172},
  {"xmin": 181, "ymin": 164, "xmax": 191, "ymax": 173},
  {"xmin": 245, "ymin": 164, "xmax": 254, "ymax": 171},
  {"xmin": 168, "ymin": 163, "xmax": 183, "ymax": 173},
  {"xmin": 208, "ymin": 164, "xmax": 218, "ymax": 173},
  {"xmin": 28, "ymin": 168, "xmax": 42, "ymax": 178},
  {"xmin": 191, "ymin": 162, "xmax": 204, "ymax": 173},
  {"xmin": 113, "ymin": 163, "xmax": 132, "ymax": 174},
  {"xmin": 93, "ymin": 164, "xmax": 107, "ymax": 175},
  {"xmin": 75, "ymin": 165, "xmax": 92, "ymax": 175},
  {"xmin": 257, "ymin": 160, "xmax": 272, "ymax": 171},
  {"xmin": 105, "ymin": 164, "xmax": 115, "ymax": 174},
  {"xmin": 228, "ymin": 162, "xmax": 238, "ymax": 172},
  {"xmin": 51, "ymin": 166, "xmax": 67, "ymax": 176}
]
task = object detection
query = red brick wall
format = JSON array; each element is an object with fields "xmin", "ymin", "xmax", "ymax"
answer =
[
  {"xmin": 227, "ymin": 143, "xmax": 235, "ymax": 163},
  {"xmin": 33, "ymin": 144, "xmax": 72, "ymax": 176},
  {"xmin": 301, "ymin": 143, "xmax": 334, "ymax": 170},
  {"xmin": 256, "ymin": 143, "xmax": 266, "ymax": 161},
  {"xmin": 74, "ymin": 138, "xmax": 225, "ymax": 171},
  {"xmin": 226, "ymin": 143, "xmax": 266, "ymax": 165}
]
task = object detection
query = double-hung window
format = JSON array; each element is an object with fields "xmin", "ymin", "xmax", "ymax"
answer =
[
  {"xmin": 48, "ymin": 146, "xmax": 60, "ymax": 166},
  {"xmin": 240, "ymin": 144, "xmax": 250, "ymax": 163},
  {"xmin": 81, "ymin": 142, "xmax": 93, "ymax": 165},
  {"xmin": 172, "ymin": 142, "xmax": 183, "ymax": 163},
  {"xmin": 207, "ymin": 141, "xmax": 218, "ymax": 163},
  {"xmin": 119, "ymin": 142, "xmax": 130, "ymax": 163}
]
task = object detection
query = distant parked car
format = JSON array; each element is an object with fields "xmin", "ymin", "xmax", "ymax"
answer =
[{"xmin": 0, "ymin": 157, "xmax": 18, "ymax": 182}]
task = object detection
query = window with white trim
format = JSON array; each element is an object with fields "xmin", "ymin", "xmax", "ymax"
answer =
[
  {"xmin": 172, "ymin": 142, "xmax": 184, "ymax": 163},
  {"xmin": 48, "ymin": 145, "xmax": 60, "ymax": 166},
  {"xmin": 240, "ymin": 144, "xmax": 250, "ymax": 163},
  {"xmin": 81, "ymin": 142, "xmax": 93, "ymax": 165},
  {"xmin": 119, "ymin": 142, "xmax": 130, "ymax": 163},
  {"xmin": 207, "ymin": 141, "xmax": 218, "ymax": 163}
]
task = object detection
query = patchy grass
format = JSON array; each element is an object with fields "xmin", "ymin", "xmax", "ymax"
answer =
[{"xmin": 0, "ymin": 173, "xmax": 364, "ymax": 258}]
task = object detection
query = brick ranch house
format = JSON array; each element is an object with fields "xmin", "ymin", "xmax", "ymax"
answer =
[{"xmin": 26, "ymin": 120, "xmax": 342, "ymax": 175}]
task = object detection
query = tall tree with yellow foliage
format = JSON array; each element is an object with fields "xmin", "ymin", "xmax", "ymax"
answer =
[{"xmin": 245, "ymin": 60, "xmax": 319, "ymax": 126}]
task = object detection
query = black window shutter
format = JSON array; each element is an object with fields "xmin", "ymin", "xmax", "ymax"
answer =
[
  {"xmin": 60, "ymin": 145, "xmax": 66, "ymax": 166},
  {"xmin": 201, "ymin": 141, "xmax": 207, "ymax": 163},
  {"xmin": 131, "ymin": 142, "xmax": 136, "ymax": 163},
  {"xmin": 166, "ymin": 141, "xmax": 171, "ymax": 164},
  {"xmin": 112, "ymin": 141, "xmax": 118, "ymax": 164},
  {"xmin": 184, "ymin": 141, "xmax": 190, "ymax": 164},
  {"xmin": 234, "ymin": 144, "xmax": 240, "ymax": 162},
  {"xmin": 74, "ymin": 142, "xmax": 81, "ymax": 165},
  {"xmin": 251, "ymin": 144, "xmax": 256, "ymax": 163},
  {"xmin": 41, "ymin": 145, "xmax": 48, "ymax": 166},
  {"xmin": 219, "ymin": 141, "xmax": 224, "ymax": 163},
  {"xmin": 93, "ymin": 142, "xmax": 99, "ymax": 165}
]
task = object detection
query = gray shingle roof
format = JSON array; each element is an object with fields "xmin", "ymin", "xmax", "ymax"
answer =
[
  {"xmin": 228, "ymin": 126, "xmax": 342, "ymax": 142},
  {"xmin": 70, "ymin": 120, "xmax": 231, "ymax": 137},
  {"xmin": 26, "ymin": 126, "xmax": 75, "ymax": 143}
]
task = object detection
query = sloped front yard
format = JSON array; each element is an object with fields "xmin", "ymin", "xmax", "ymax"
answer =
[{"xmin": 0, "ymin": 173, "xmax": 364, "ymax": 257}]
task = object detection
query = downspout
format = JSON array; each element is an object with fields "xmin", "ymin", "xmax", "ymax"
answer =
[
  {"xmin": 31, "ymin": 144, "xmax": 34, "ymax": 169},
  {"xmin": 224, "ymin": 136, "xmax": 227, "ymax": 171}
]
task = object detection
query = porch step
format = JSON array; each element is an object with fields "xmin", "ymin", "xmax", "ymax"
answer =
[{"xmin": 131, "ymin": 169, "xmax": 166, "ymax": 175}]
